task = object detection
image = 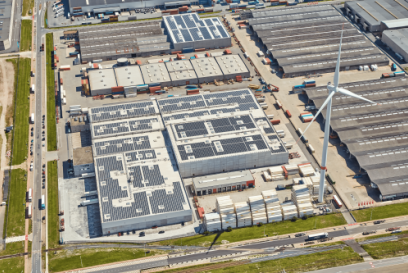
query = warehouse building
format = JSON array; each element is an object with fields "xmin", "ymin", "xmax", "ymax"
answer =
[
  {"xmin": 248, "ymin": 5, "xmax": 389, "ymax": 78},
  {"xmin": 345, "ymin": 0, "xmax": 408, "ymax": 32},
  {"xmin": 303, "ymin": 76, "xmax": 408, "ymax": 200},
  {"xmin": 190, "ymin": 57, "xmax": 224, "ymax": 83},
  {"xmin": 166, "ymin": 60, "xmax": 198, "ymax": 86},
  {"xmin": 382, "ymin": 28, "xmax": 408, "ymax": 62},
  {"xmin": 380, "ymin": 18, "xmax": 408, "ymax": 31},
  {"xmin": 88, "ymin": 69, "xmax": 117, "ymax": 96},
  {"xmin": 140, "ymin": 63, "xmax": 172, "ymax": 87},
  {"xmin": 73, "ymin": 147, "xmax": 95, "ymax": 177},
  {"xmin": 215, "ymin": 55, "xmax": 250, "ymax": 80},
  {"xmin": 0, "ymin": 0, "xmax": 15, "ymax": 50},
  {"xmin": 240, "ymin": 4, "xmax": 334, "ymax": 19},
  {"xmin": 78, "ymin": 21, "xmax": 170, "ymax": 63},
  {"xmin": 114, "ymin": 66, "xmax": 144, "ymax": 88},
  {"xmin": 191, "ymin": 170, "xmax": 255, "ymax": 196},
  {"xmin": 164, "ymin": 14, "xmax": 231, "ymax": 51}
]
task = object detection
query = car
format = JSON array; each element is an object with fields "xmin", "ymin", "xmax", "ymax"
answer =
[
  {"xmin": 42, "ymin": 125, "xmax": 45, "ymax": 129},
  {"xmin": 42, "ymin": 143, "xmax": 45, "ymax": 147},
  {"xmin": 31, "ymin": 132, "xmax": 34, "ymax": 136},
  {"xmin": 30, "ymin": 151, "xmax": 33, "ymax": 155},
  {"xmin": 159, "ymin": 231, "xmax": 165, "ymax": 234},
  {"xmin": 295, "ymin": 233, "xmax": 306, "ymax": 237},
  {"xmin": 43, "ymin": 164, "xmax": 45, "ymax": 168},
  {"xmin": 374, "ymin": 220, "xmax": 385, "ymax": 224},
  {"xmin": 139, "ymin": 232, "xmax": 145, "ymax": 237},
  {"xmin": 31, "ymin": 127, "xmax": 34, "ymax": 131},
  {"xmin": 43, "ymin": 115, "xmax": 45, "ymax": 119},
  {"xmin": 363, "ymin": 231, "xmax": 377, "ymax": 235},
  {"xmin": 152, "ymin": 226, "xmax": 158, "ymax": 229}
]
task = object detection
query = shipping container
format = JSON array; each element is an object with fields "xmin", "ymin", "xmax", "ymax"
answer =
[
  {"xmin": 333, "ymin": 195, "xmax": 342, "ymax": 208},
  {"xmin": 286, "ymin": 110, "xmax": 292, "ymax": 118},
  {"xmin": 59, "ymin": 65, "xmax": 71, "ymax": 71},
  {"xmin": 31, "ymin": 84, "xmax": 35, "ymax": 93},
  {"xmin": 270, "ymin": 119, "xmax": 280, "ymax": 125},
  {"xmin": 30, "ymin": 113, "xmax": 35, "ymax": 124},
  {"xmin": 308, "ymin": 232, "xmax": 328, "ymax": 240},
  {"xmin": 394, "ymin": 71, "xmax": 405, "ymax": 77},
  {"xmin": 27, "ymin": 188, "xmax": 32, "ymax": 202},
  {"xmin": 27, "ymin": 204, "xmax": 32, "ymax": 218}
]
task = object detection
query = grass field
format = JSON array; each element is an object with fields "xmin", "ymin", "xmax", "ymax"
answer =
[
  {"xmin": 158, "ymin": 247, "xmax": 362, "ymax": 273},
  {"xmin": 0, "ymin": 241, "xmax": 25, "ymax": 256},
  {"xmin": 352, "ymin": 203, "xmax": 408, "ymax": 222},
  {"xmin": 48, "ymin": 160, "xmax": 59, "ymax": 248},
  {"xmin": 7, "ymin": 58, "xmax": 32, "ymax": 166},
  {"xmin": 0, "ymin": 257, "xmax": 24, "ymax": 273},
  {"xmin": 20, "ymin": 20, "xmax": 32, "ymax": 52},
  {"xmin": 46, "ymin": 33, "xmax": 57, "ymax": 151},
  {"xmin": 6, "ymin": 168, "xmax": 27, "ymax": 237},
  {"xmin": 22, "ymin": 0, "xmax": 34, "ymax": 16},
  {"xmin": 48, "ymin": 248, "xmax": 161, "ymax": 273},
  {"xmin": 362, "ymin": 237, "xmax": 408, "ymax": 259},
  {"xmin": 153, "ymin": 213, "xmax": 346, "ymax": 247}
]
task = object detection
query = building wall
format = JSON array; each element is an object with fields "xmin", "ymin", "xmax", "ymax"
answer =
[
  {"xmin": 194, "ymin": 179, "xmax": 255, "ymax": 196},
  {"xmin": 177, "ymin": 150, "xmax": 288, "ymax": 178},
  {"xmin": 70, "ymin": 0, "xmax": 168, "ymax": 13},
  {"xmin": 90, "ymin": 87, "xmax": 114, "ymax": 96},
  {"xmin": 74, "ymin": 163, "xmax": 95, "ymax": 177},
  {"xmin": 101, "ymin": 209, "xmax": 192, "ymax": 235},
  {"xmin": 382, "ymin": 31, "xmax": 408, "ymax": 62},
  {"xmin": 344, "ymin": 3, "xmax": 378, "ymax": 32},
  {"xmin": 172, "ymin": 37, "xmax": 231, "ymax": 51}
]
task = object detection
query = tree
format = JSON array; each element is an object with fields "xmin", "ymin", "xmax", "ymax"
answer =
[
  {"xmin": 227, "ymin": 226, "xmax": 232, "ymax": 232},
  {"xmin": 291, "ymin": 216, "xmax": 297, "ymax": 222},
  {"xmin": 258, "ymin": 222, "xmax": 264, "ymax": 227}
]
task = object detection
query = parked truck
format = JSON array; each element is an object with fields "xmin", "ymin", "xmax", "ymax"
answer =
[
  {"xmin": 308, "ymin": 232, "xmax": 329, "ymax": 241},
  {"xmin": 30, "ymin": 113, "xmax": 34, "ymax": 124}
]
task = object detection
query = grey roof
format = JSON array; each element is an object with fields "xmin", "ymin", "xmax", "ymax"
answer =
[
  {"xmin": 89, "ymin": 100, "xmax": 159, "ymax": 123},
  {"xmin": 382, "ymin": 29, "xmax": 408, "ymax": 56},
  {"xmin": 0, "ymin": 0, "xmax": 12, "ymax": 42},
  {"xmin": 356, "ymin": 147, "xmax": 408, "ymax": 170},
  {"xmin": 251, "ymin": 16, "xmax": 345, "ymax": 31},
  {"xmin": 190, "ymin": 57, "xmax": 224, "ymax": 78},
  {"xmin": 346, "ymin": 0, "xmax": 408, "ymax": 27},
  {"xmin": 164, "ymin": 14, "xmax": 229, "ymax": 45},
  {"xmin": 369, "ymin": 165, "xmax": 408, "ymax": 192},
  {"xmin": 381, "ymin": 18, "xmax": 408, "ymax": 29},
  {"xmin": 250, "ymin": 4, "xmax": 333, "ymax": 18},
  {"xmin": 192, "ymin": 170, "xmax": 253, "ymax": 190},
  {"xmin": 345, "ymin": 134, "xmax": 408, "ymax": 156},
  {"xmin": 248, "ymin": 10, "xmax": 340, "ymax": 25},
  {"xmin": 140, "ymin": 63, "xmax": 171, "ymax": 85}
]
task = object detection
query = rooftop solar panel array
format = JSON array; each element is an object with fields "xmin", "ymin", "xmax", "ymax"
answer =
[
  {"xmin": 94, "ymin": 136, "xmax": 152, "ymax": 156},
  {"xmin": 180, "ymin": 29, "xmax": 193, "ymax": 42},
  {"xmin": 172, "ymin": 30, "xmax": 183, "ymax": 43},
  {"xmin": 158, "ymin": 95, "xmax": 207, "ymax": 113},
  {"xmin": 190, "ymin": 28, "xmax": 203, "ymax": 41},
  {"xmin": 90, "ymin": 101, "xmax": 158, "ymax": 123},
  {"xmin": 192, "ymin": 13, "xmax": 205, "ymax": 27},
  {"xmin": 125, "ymin": 149, "xmax": 157, "ymax": 163},
  {"xmin": 267, "ymin": 135, "xmax": 287, "ymax": 153},
  {"xmin": 163, "ymin": 110, "xmax": 210, "ymax": 121},
  {"xmin": 174, "ymin": 15, "xmax": 186, "ymax": 28},
  {"xmin": 93, "ymin": 118, "xmax": 161, "ymax": 138},
  {"xmin": 165, "ymin": 16, "xmax": 177, "ymax": 30},
  {"xmin": 182, "ymin": 14, "xmax": 196, "ymax": 28},
  {"xmin": 177, "ymin": 134, "xmax": 269, "ymax": 161},
  {"xmin": 150, "ymin": 182, "xmax": 186, "ymax": 214}
]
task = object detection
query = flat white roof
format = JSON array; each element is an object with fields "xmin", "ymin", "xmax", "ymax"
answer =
[
  {"xmin": 88, "ymin": 69, "xmax": 117, "ymax": 91},
  {"xmin": 215, "ymin": 55, "xmax": 249, "ymax": 76},
  {"xmin": 114, "ymin": 66, "xmax": 144, "ymax": 87},
  {"xmin": 190, "ymin": 57, "xmax": 223, "ymax": 78},
  {"xmin": 140, "ymin": 63, "xmax": 171, "ymax": 85}
]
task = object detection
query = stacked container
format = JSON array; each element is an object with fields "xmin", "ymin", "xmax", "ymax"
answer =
[
  {"xmin": 291, "ymin": 185, "xmax": 314, "ymax": 218},
  {"xmin": 217, "ymin": 196, "xmax": 237, "ymax": 229},
  {"xmin": 249, "ymin": 195, "xmax": 267, "ymax": 224},
  {"xmin": 263, "ymin": 171, "xmax": 272, "ymax": 182},
  {"xmin": 300, "ymin": 112, "xmax": 313, "ymax": 123},
  {"xmin": 262, "ymin": 190, "xmax": 282, "ymax": 223},
  {"xmin": 281, "ymin": 202, "xmax": 298, "ymax": 220},
  {"xmin": 204, "ymin": 213, "xmax": 222, "ymax": 232},
  {"xmin": 268, "ymin": 166, "xmax": 285, "ymax": 181},
  {"xmin": 299, "ymin": 163, "xmax": 314, "ymax": 177},
  {"xmin": 311, "ymin": 174, "xmax": 326, "ymax": 196},
  {"xmin": 235, "ymin": 202, "xmax": 252, "ymax": 227},
  {"xmin": 284, "ymin": 164, "xmax": 299, "ymax": 176}
]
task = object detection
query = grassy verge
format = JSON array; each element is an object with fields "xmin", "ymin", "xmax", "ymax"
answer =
[
  {"xmin": 0, "ymin": 241, "xmax": 25, "ymax": 256},
  {"xmin": 6, "ymin": 169, "xmax": 27, "ymax": 237},
  {"xmin": 48, "ymin": 248, "xmax": 163, "ymax": 273},
  {"xmin": 356, "ymin": 230, "xmax": 408, "ymax": 242},
  {"xmin": 352, "ymin": 203, "xmax": 408, "ymax": 222},
  {"xmin": 20, "ymin": 20, "xmax": 32, "ymax": 51},
  {"xmin": 308, "ymin": 241, "xmax": 345, "ymax": 248},
  {"xmin": 45, "ymin": 8, "xmax": 48, "ymax": 28},
  {"xmin": 153, "ymin": 213, "xmax": 346, "ymax": 247},
  {"xmin": 7, "ymin": 58, "xmax": 31, "ymax": 165},
  {"xmin": 0, "ymin": 257, "xmax": 24, "ymax": 273},
  {"xmin": 46, "ymin": 33, "xmax": 57, "ymax": 151},
  {"xmin": 48, "ymin": 160, "xmax": 59, "ymax": 248},
  {"xmin": 362, "ymin": 237, "xmax": 408, "ymax": 259},
  {"xmin": 22, "ymin": 0, "xmax": 34, "ymax": 16},
  {"xmin": 158, "ymin": 247, "xmax": 362, "ymax": 273}
]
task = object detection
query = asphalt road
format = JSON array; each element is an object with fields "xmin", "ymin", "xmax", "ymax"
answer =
[
  {"xmin": 31, "ymin": 2, "xmax": 46, "ymax": 273},
  {"xmin": 91, "ymin": 259, "xmax": 169, "ymax": 273}
]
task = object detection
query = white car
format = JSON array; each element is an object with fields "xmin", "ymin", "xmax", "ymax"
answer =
[{"xmin": 30, "ymin": 163, "xmax": 34, "ymax": 171}]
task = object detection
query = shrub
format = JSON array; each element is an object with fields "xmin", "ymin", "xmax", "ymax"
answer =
[
  {"xmin": 227, "ymin": 226, "xmax": 232, "ymax": 232},
  {"xmin": 291, "ymin": 216, "xmax": 297, "ymax": 222},
  {"xmin": 258, "ymin": 222, "xmax": 264, "ymax": 227}
]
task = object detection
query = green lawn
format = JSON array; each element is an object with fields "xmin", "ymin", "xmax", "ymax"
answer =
[
  {"xmin": 352, "ymin": 203, "xmax": 408, "ymax": 222},
  {"xmin": 48, "ymin": 248, "xmax": 161, "ymax": 273},
  {"xmin": 46, "ymin": 33, "xmax": 57, "ymax": 151},
  {"xmin": 158, "ymin": 247, "xmax": 362, "ymax": 273},
  {"xmin": 0, "ymin": 241, "xmax": 25, "ymax": 256},
  {"xmin": 0, "ymin": 257, "xmax": 24, "ymax": 273},
  {"xmin": 22, "ymin": 0, "xmax": 34, "ymax": 16},
  {"xmin": 7, "ymin": 58, "xmax": 31, "ymax": 166},
  {"xmin": 153, "ymin": 213, "xmax": 346, "ymax": 247},
  {"xmin": 6, "ymin": 168, "xmax": 27, "ymax": 237},
  {"xmin": 362, "ymin": 237, "xmax": 408, "ymax": 259},
  {"xmin": 20, "ymin": 20, "xmax": 32, "ymax": 52},
  {"xmin": 48, "ymin": 160, "xmax": 59, "ymax": 248}
]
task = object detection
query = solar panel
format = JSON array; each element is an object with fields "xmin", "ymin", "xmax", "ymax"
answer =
[
  {"xmin": 209, "ymin": 26, "xmax": 220, "ymax": 38},
  {"xmin": 216, "ymin": 25, "xmax": 229, "ymax": 38},
  {"xmin": 90, "ymin": 101, "xmax": 157, "ymax": 123},
  {"xmin": 165, "ymin": 17, "xmax": 177, "ymax": 30},
  {"xmin": 199, "ymin": 27, "xmax": 212, "ymax": 40},
  {"xmin": 190, "ymin": 28, "xmax": 203, "ymax": 41},
  {"xmin": 172, "ymin": 30, "xmax": 183, "ymax": 43},
  {"xmin": 192, "ymin": 13, "xmax": 205, "ymax": 26},
  {"xmin": 182, "ymin": 14, "xmax": 196, "ymax": 28},
  {"xmin": 174, "ymin": 15, "xmax": 187, "ymax": 28},
  {"xmin": 205, "ymin": 18, "xmax": 214, "ymax": 26},
  {"xmin": 180, "ymin": 29, "xmax": 193, "ymax": 42}
]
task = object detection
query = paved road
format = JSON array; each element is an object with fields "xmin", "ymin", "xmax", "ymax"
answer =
[
  {"xmin": 310, "ymin": 255, "xmax": 408, "ymax": 273},
  {"xmin": 91, "ymin": 259, "xmax": 169, "ymax": 273},
  {"xmin": 31, "ymin": 2, "xmax": 46, "ymax": 272}
]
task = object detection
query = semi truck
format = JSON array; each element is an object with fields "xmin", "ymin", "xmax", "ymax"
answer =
[
  {"xmin": 308, "ymin": 232, "xmax": 329, "ymax": 241},
  {"xmin": 41, "ymin": 195, "xmax": 45, "ymax": 209},
  {"xmin": 27, "ymin": 188, "xmax": 32, "ymax": 202},
  {"xmin": 30, "ymin": 113, "xmax": 35, "ymax": 124}
]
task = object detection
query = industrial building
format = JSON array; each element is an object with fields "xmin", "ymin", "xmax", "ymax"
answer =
[
  {"xmin": 247, "ymin": 5, "xmax": 389, "ymax": 77},
  {"xmin": 303, "ymin": 75, "xmax": 408, "ymax": 200},
  {"xmin": 345, "ymin": 0, "xmax": 408, "ymax": 32},
  {"xmin": 382, "ymin": 28, "xmax": 408, "ymax": 62},
  {"xmin": 0, "ymin": 0, "xmax": 15, "ymax": 50},
  {"xmin": 114, "ymin": 66, "xmax": 144, "ymax": 88},
  {"xmin": 166, "ymin": 60, "xmax": 198, "ymax": 86},
  {"xmin": 191, "ymin": 170, "xmax": 255, "ymax": 196},
  {"xmin": 78, "ymin": 21, "xmax": 170, "ymax": 63},
  {"xmin": 140, "ymin": 63, "xmax": 172, "ymax": 87},
  {"xmin": 73, "ymin": 146, "xmax": 95, "ymax": 177},
  {"xmin": 240, "ymin": 4, "xmax": 334, "ymax": 19},
  {"xmin": 88, "ymin": 69, "xmax": 118, "ymax": 96},
  {"xmin": 190, "ymin": 57, "xmax": 224, "ymax": 83},
  {"xmin": 215, "ymin": 55, "xmax": 250, "ymax": 80},
  {"xmin": 163, "ymin": 14, "xmax": 231, "ymax": 51}
]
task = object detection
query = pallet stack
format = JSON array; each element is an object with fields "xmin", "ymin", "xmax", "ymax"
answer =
[
  {"xmin": 262, "ymin": 190, "xmax": 282, "ymax": 223},
  {"xmin": 299, "ymin": 163, "xmax": 315, "ymax": 177},
  {"xmin": 281, "ymin": 201, "xmax": 298, "ymax": 220},
  {"xmin": 235, "ymin": 202, "xmax": 252, "ymax": 227},
  {"xmin": 249, "ymin": 195, "xmax": 268, "ymax": 225},
  {"xmin": 204, "ymin": 213, "xmax": 221, "ymax": 232},
  {"xmin": 217, "ymin": 196, "xmax": 237, "ymax": 229},
  {"xmin": 291, "ymin": 185, "xmax": 314, "ymax": 218}
]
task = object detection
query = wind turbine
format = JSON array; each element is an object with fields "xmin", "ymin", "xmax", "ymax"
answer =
[{"xmin": 298, "ymin": 29, "xmax": 378, "ymax": 203}]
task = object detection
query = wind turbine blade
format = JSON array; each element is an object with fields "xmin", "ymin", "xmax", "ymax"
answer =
[
  {"xmin": 333, "ymin": 27, "xmax": 344, "ymax": 89},
  {"xmin": 297, "ymin": 92, "xmax": 336, "ymax": 142},
  {"xmin": 337, "ymin": 88, "xmax": 378, "ymax": 105}
]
